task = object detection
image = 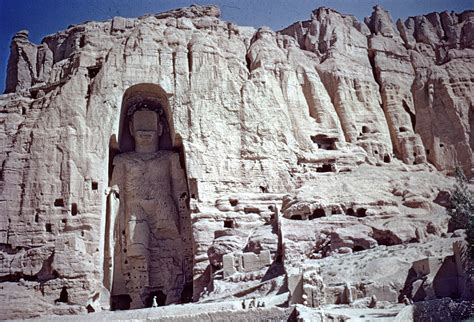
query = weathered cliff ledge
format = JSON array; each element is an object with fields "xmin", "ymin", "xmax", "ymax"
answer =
[{"xmin": 0, "ymin": 4, "xmax": 473, "ymax": 320}]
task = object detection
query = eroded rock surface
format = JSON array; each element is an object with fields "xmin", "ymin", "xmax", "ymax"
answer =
[{"xmin": 0, "ymin": 4, "xmax": 473, "ymax": 320}]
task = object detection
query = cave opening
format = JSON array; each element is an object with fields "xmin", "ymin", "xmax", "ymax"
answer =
[
  {"xmin": 71, "ymin": 203, "xmax": 78, "ymax": 216},
  {"xmin": 229, "ymin": 198, "xmax": 238, "ymax": 206},
  {"xmin": 309, "ymin": 208, "xmax": 326, "ymax": 219},
  {"xmin": 316, "ymin": 163, "xmax": 333, "ymax": 173},
  {"xmin": 224, "ymin": 219, "xmax": 235, "ymax": 228},
  {"xmin": 356, "ymin": 208, "xmax": 367, "ymax": 217},
  {"xmin": 310, "ymin": 134, "xmax": 338, "ymax": 150},
  {"xmin": 180, "ymin": 282, "xmax": 193, "ymax": 303},
  {"xmin": 111, "ymin": 294, "xmax": 132, "ymax": 311},
  {"xmin": 54, "ymin": 198, "xmax": 65, "ymax": 207},
  {"xmin": 145, "ymin": 290, "xmax": 167, "ymax": 308},
  {"xmin": 352, "ymin": 246, "xmax": 365, "ymax": 252}
]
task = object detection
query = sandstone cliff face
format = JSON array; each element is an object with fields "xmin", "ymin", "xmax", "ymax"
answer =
[
  {"xmin": 0, "ymin": 5, "xmax": 472, "ymax": 319},
  {"xmin": 280, "ymin": 6, "xmax": 473, "ymax": 171}
]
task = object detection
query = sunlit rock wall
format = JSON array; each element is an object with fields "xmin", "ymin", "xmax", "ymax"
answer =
[{"xmin": 0, "ymin": 4, "xmax": 472, "ymax": 319}]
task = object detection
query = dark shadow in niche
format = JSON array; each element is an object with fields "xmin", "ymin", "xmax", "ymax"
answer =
[
  {"xmin": 87, "ymin": 64, "xmax": 101, "ymax": 79},
  {"xmin": 290, "ymin": 215, "xmax": 303, "ymax": 220},
  {"xmin": 180, "ymin": 282, "xmax": 193, "ymax": 303},
  {"xmin": 54, "ymin": 198, "xmax": 65, "ymax": 207},
  {"xmin": 111, "ymin": 294, "xmax": 132, "ymax": 310},
  {"xmin": 310, "ymin": 134, "xmax": 338, "ymax": 150},
  {"xmin": 145, "ymin": 290, "xmax": 167, "ymax": 307},
  {"xmin": 356, "ymin": 208, "xmax": 367, "ymax": 217},
  {"xmin": 71, "ymin": 203, "xmax": 78, "ymax": 216},
  {"xmin": 316, "ymin": 163, "xmax": 333, "ymax": 173},
  {"xmin": 54, "ymin": 286, "xmax": 68, "ymax": 303},
  {"xmin": 309, "ymin": 208, "xmax": 325, "ymax": 219},
  {"xmin": 352, "ymin": 245, "xmax": 365, "ymax": 252},
  {"xmin": 224, "ymin": 219, "xmax": 234, "ymax": 228},
  {"xmin": 402, "ymin": 100, "xmax": 416, "ymax": 130},
  {"xmin": 107, "ymin": 135, "xmax": 120, "ymax": 183}
]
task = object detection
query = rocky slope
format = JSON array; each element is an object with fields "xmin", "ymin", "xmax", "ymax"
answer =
[{"xmin": 0, "ymin": 4, "xmax": 472, "ymax": 320}]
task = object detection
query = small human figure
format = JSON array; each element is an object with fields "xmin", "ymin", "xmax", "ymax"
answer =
[
  {"xmin": 242, "ymin": 300, "xmax": 246, "ymax": 309},
  {"xmin": 152, "ymin": 296, "xmax": 158, "ymax": 308},
  {"xmin": 368, "ymin": 295, "xmax": 377, "ymax": 308},
  {"xmin": 249, "ymin": 298, "xmax": 256, "ymax": 308},
  {"xmin": 261, "ymin": 301, "xmax": 265, "ymax": 307},
  {"xmin": 402, "ymin": 295, "xmax": 412, "ymax": 305}
]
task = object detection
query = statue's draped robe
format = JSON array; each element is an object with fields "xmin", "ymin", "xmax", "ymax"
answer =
[{"xmin": 110, "ymin": 151, "xmax": 189, "ymax": 308}]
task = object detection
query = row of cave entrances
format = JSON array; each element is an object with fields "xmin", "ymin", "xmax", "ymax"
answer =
[
  {"xmin": 39, "ymin": 180, "xmax": 101, "ymax": 233},
  {"xmin": 289, "ymin": 207, "xmax": 367, "ymax": 220}
]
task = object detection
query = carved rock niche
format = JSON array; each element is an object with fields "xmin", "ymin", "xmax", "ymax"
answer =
[{"xmin": 103, "ymin": 84, "xmax": 193, "ymax": 310}]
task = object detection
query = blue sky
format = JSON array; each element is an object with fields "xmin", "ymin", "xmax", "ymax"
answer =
[{"xmin": 1, "ymin": 0, "xmax": 472, "ymax": 93}]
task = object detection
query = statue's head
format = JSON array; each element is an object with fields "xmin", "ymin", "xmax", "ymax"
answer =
[{"xmin": 127, "ymin": 101, "xmax": 164, "ymax": 153}]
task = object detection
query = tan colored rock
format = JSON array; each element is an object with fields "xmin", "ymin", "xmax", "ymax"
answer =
[
  {"xmin": 398, "ymin": 10, "xmax": 474, "ymax": 174},
  {"xmin": 0, "ymin": 4, "xmax": 472, "ymax": 320},
  {"xmin": 281, "ymin": 7, "xmax": 394, "ymax": 163},
  {"xmin": 5, "ymin": 30, "xmax": 39, "ymax": 93}
]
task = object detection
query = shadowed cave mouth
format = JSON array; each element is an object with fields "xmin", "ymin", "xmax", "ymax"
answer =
[
  {"xmin": 317, "ymin": 163, "xmax": 334, "ymax": 173},
  {"xmin": 311, "ymin": 134, "xmax": 338, "ymax": 150},
  {"xmin": 309, "ymin": 208, "xmax": 326, "ymax": 219},
  {"xmin": 146, "ymin": 291, "xmax": 166, "ymax": 307},
  {"xmin": 352, "ymin": 245, "xmax": 365, "ymax": 252},
  {"xmin": 345, "ymin": 207, "xmax": 367, "ymax": 217}
]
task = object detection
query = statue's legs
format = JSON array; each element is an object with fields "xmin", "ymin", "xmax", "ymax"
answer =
[
  {"xmin": 146, "ymin": 199, "xmax": 185, "ymax": 304},
  {"xmin": 124, "ymin": 207, "xmax": 150, "ymax": 308}
]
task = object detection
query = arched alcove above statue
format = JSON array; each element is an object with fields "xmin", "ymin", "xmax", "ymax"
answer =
[{"xmin": 118, "ymin": 83, "xmax": 176, "ymax": 153}]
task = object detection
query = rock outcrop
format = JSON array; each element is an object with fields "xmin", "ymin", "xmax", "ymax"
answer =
[
  {"xmin": 0, "ymin": 4, "xmax": 472, "ymax": 320},
  {"xmin": 280, "ymin": 6, "xmax": 473, "ymax": 172}
]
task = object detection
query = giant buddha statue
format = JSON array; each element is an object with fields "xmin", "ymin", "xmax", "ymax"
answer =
[{"xmin": 108, "ymin": 100, "xmax": 192, "ymax": 309}]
